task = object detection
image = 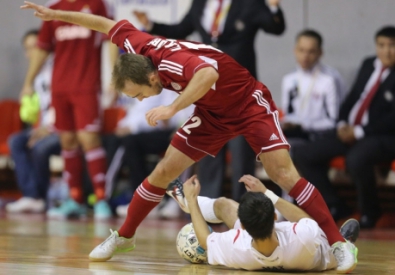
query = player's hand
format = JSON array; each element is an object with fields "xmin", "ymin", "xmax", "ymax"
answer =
[
  {"xmin": 145, "ymin": 105, "xmax": 176, "ymax": 127},
  {"xmin": 337, "ymin": 125, "xmax": 356, "ymax": 144},
  {"xmin": 133, "ymin": 11, "xmax": 151, "ymax": 31},
  {"xmin": 239, "ymin": 174, "xmax": 267, "ymax": 193},
  {"xmin": 183, "ymin": 175, "xmax": 201, "ymax": 202},
  {"xmin": 20, "ymin": 1, "xmax": 57, "ymax": 21},
  {"xmin": 19, "ymin": 85, "xmax": 34, "ymax": 101}
]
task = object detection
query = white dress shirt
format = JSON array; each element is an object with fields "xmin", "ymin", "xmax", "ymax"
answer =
[{"xmin": 281, "ymin": 63, "xmax": 342, "ymax": 131}]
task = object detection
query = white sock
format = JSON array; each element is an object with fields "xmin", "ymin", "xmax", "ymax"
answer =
[{"xmin": 197, "ymin": 196, "xmax": 223, "ymax": 224}]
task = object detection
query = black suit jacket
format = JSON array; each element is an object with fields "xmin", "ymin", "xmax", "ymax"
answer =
[
  {"xmin": 150, "ymin": 0, "xmax": 285, "ymax": 78},
  {"xmin": 339, "ymin": 56, "xmax": 395, "ymax": 136}
]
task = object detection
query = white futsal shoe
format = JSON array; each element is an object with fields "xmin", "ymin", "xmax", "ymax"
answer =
[
  {"xmin": 331, "ymin": 240, "xmax": 358, "ymax": 273},
  {"xmin": 166, "ymin": 178, "xmax": 190, "ymax": 213},
  {"xmin": 89, "ymin": 229, "xmax": 135, "ymax": 261}
]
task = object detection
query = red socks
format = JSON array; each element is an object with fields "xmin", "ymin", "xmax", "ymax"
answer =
[
  {"xmin": 62, "ymin": 149, "xmax": 84, "ymax": 203},
  {"xmin": 118, "ymin": 178, "xmax": 165, "ymax": 238},
  {"xmin": 85, "ymin": 147, "xmax": 107, "ymax": 200},
  {"xmin": 289, "ymin": 178, "xmax": 344, "ymax": 245}
]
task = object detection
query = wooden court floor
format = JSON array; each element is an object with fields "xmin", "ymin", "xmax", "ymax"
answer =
[{"xmin": 0, "ymin": 212, "xmax": 394, "ymax": 275}]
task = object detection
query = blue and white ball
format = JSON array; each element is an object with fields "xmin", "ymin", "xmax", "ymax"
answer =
[{"xmin": 176, "ymin": 223, "xmax": 209, "ymax": 264}]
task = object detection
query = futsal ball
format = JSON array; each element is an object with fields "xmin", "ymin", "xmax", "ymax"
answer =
[{"xmin": 176, "ymin": 223, "xmax": 209, "ymax": 264}]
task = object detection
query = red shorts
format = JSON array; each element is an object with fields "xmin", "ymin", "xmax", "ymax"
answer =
[
  {"xmin": 51, "ymin": 93, "xmax": 102, "ymax": 132},
  {"xmin": 171, "ymin": 84, "xmax": 289, "ymax": 162}
]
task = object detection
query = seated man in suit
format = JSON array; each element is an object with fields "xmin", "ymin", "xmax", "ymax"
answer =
[
  {"xmin": 134, "ymin": 0, "xmax": 286, "ymax": 201},
  {"xmin": 293, "ymin": 26, "xmax": 395, "ymax": 228}
]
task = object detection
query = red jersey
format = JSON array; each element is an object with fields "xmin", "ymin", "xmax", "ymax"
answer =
[
  {"xmin": 109, "ymin": 20, "xmax": 272, "ymax": 117},
  {"xmin": 37, "ymin": 0, "xmax": 110, "ymax": 94}
]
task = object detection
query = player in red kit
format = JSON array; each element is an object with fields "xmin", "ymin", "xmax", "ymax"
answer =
[
  {"xmin": 20, "ymin": 0, "xmax": 115, "ymax": 219},
  {"xmin": 21, "ymin": 2, "xmax": 358, "ymax": 273}
]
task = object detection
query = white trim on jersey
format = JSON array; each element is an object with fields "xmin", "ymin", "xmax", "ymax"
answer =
[
  {"xmin": 161, "ymin": 60, "xmax": 183, "ymax": 69},
  {"xmin": 252, "ymin": 90, "xmax": 289, "ymax": 159},
  {"xmin": 158, "ymin": 60, "xmax": 184, "ymax": 76},
  {"xmin": 136, "ymin": 185, "xmax": 163, "ymax": 202},
  {"xmin": 272, "ymin": 110, "xmax": 288, "ymax": 144},
  {"xmin": 253, "ymin": 90, "xmax": 288, "ymax": 144},
  {"xmin": 158, "ymin": 65, "xmax": 183, "ymax": 76},
  {"xmin": 124, "ymin": 38, "xmax": 136, "ymax": 54},
  {"xmin": 176, "ymin": 132, "xmax": 215, "ymax": 157},
  {"xmin": 110, "ymin": 21, "xmax": 128, "ymax": 42}
]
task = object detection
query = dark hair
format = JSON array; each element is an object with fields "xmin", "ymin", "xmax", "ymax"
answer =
[
  {"xmin": 112, "ymin": 53, "xmax": 156, "ymax": 91},
  {"xmin": 375, "ymin": 26, "xmax": 395, "ymax": 40},
  {"xmin": 296, "ymin": 29, "xmax": 323, "ymax": 48},
  {"xmin": 238, "ymin": 192, "xmax": 275, "ymax": 240},
  {"xmin": 22, "ymin": 29, "xmax": 39, "ymax": 44}
]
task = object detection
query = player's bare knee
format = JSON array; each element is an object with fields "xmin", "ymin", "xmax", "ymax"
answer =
[
  {"xmin": 77, "ymin": 132, "xmax": 102, "ymax": 151},
  {"xmin": 214, "ymin": 197, "xmax": 237, "ymax": 220},
  {"xmin": 268, "ymin": 167, "xmax": 297, "ymax": 191},
  {"xmin": 60, "ymin": 132, "xmax": 78, "ymax": 149},
  {"xmin": 150, "ymin": 160, "xmax": 174, "ymax": 187}
]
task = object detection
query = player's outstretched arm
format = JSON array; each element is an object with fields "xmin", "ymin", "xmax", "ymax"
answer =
[
  {"xmin": 184, "ymin": 175, "xmax": 211, "ymax": 250},
  {"xmin": 20, "ymin": 1, "xmax": 116, "ymax": 35},
  {"xmin": 239, "ymin": 174, "xmax": 310, "ymax": 222}
]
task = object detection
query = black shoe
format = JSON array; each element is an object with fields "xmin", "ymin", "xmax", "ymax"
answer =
[
  {"xmin": 166, "ymin": 178, "xmax": 190, "ymax": 213},
  {"xmin": 359, "ymin": 214, "xmax": 380, "ymax": 229},
  {"xmin": 340, "ymin": 218, "xmax": 360, "ymax": 243}
]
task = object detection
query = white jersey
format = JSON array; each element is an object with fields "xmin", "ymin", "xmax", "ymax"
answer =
[
  {"xmin": 207, "ymin": 218, "xmax": 337, "ymax": 271},
  {"xmin": 281, "ymin": 63, "xmax": 344, "ymax": 131}
]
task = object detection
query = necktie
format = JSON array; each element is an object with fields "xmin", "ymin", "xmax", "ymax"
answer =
[
  {"xmin": 353, "ymin": 66, "xmax": 387, "ymax": 125},
  {"xmin": 211, "ymin": 0, "xmax": 224, "ymax": 39}
]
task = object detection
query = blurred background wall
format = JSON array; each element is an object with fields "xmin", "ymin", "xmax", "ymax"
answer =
[{"xmin": 1, "ymin": 0, "xmax": 394, "ymax": 104}]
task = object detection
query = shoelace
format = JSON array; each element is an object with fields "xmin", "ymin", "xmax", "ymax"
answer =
[
  {"xmin": 99, "ymin": 229, "xmax": 116, "ymax": 250},
  {"xmin": 172, "ymin": 180, "xmax": 184, "ymax": 197},
  {"xmin": 333, "ymin": 246, "xmax": 345, "ymax": 263}
]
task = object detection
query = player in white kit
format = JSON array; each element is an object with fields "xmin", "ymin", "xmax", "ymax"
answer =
[{"xmin": 169, "ymin": 175, "xmax": 359, "ymax": 272}]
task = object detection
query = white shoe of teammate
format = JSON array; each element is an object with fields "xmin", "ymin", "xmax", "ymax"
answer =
[
  {"xmin": 331, "ymin": 240, "xmax": 358, "ymax": 274},
  {"xmin": 6, "ymin": 197, "xmax": 45, "ymax": 213},
  {"xmin": 89, "ymin": 229, "xmax": 136, "ymax": 261}
]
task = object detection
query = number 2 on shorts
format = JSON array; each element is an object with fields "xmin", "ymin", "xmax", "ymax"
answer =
[{"xmin": 182, "ymin": 116, "xmax": 201, "ymax": 134}]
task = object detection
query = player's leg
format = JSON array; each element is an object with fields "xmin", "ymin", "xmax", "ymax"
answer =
[
  {"xmin": 89, "ymin": 144, "xmax": 195, "ymax": 261},
  {"xmin": 77, "ymin": 130, "xmax": 111, "ymax": 219},
  {"xmin": 74, "ymin": 93, "xmax": 111, "ymax": 219},
  {"xmin": 259, "ymin": 149, "xmax": 343, "ymax": 243},
  {"xmin": 212, "ymin": 197, "xmax": 239, "ymax": 228},
  {"xmin": 47, "ymin": 94, "xmax": 87, "ymax": 218},
  {"xmin": 259, "ymin": 149, "xmax": 357, "ymax": 273},
  {"xmin": 243, "ymin": 89, "xmax": 357, "ymax": 273}
]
